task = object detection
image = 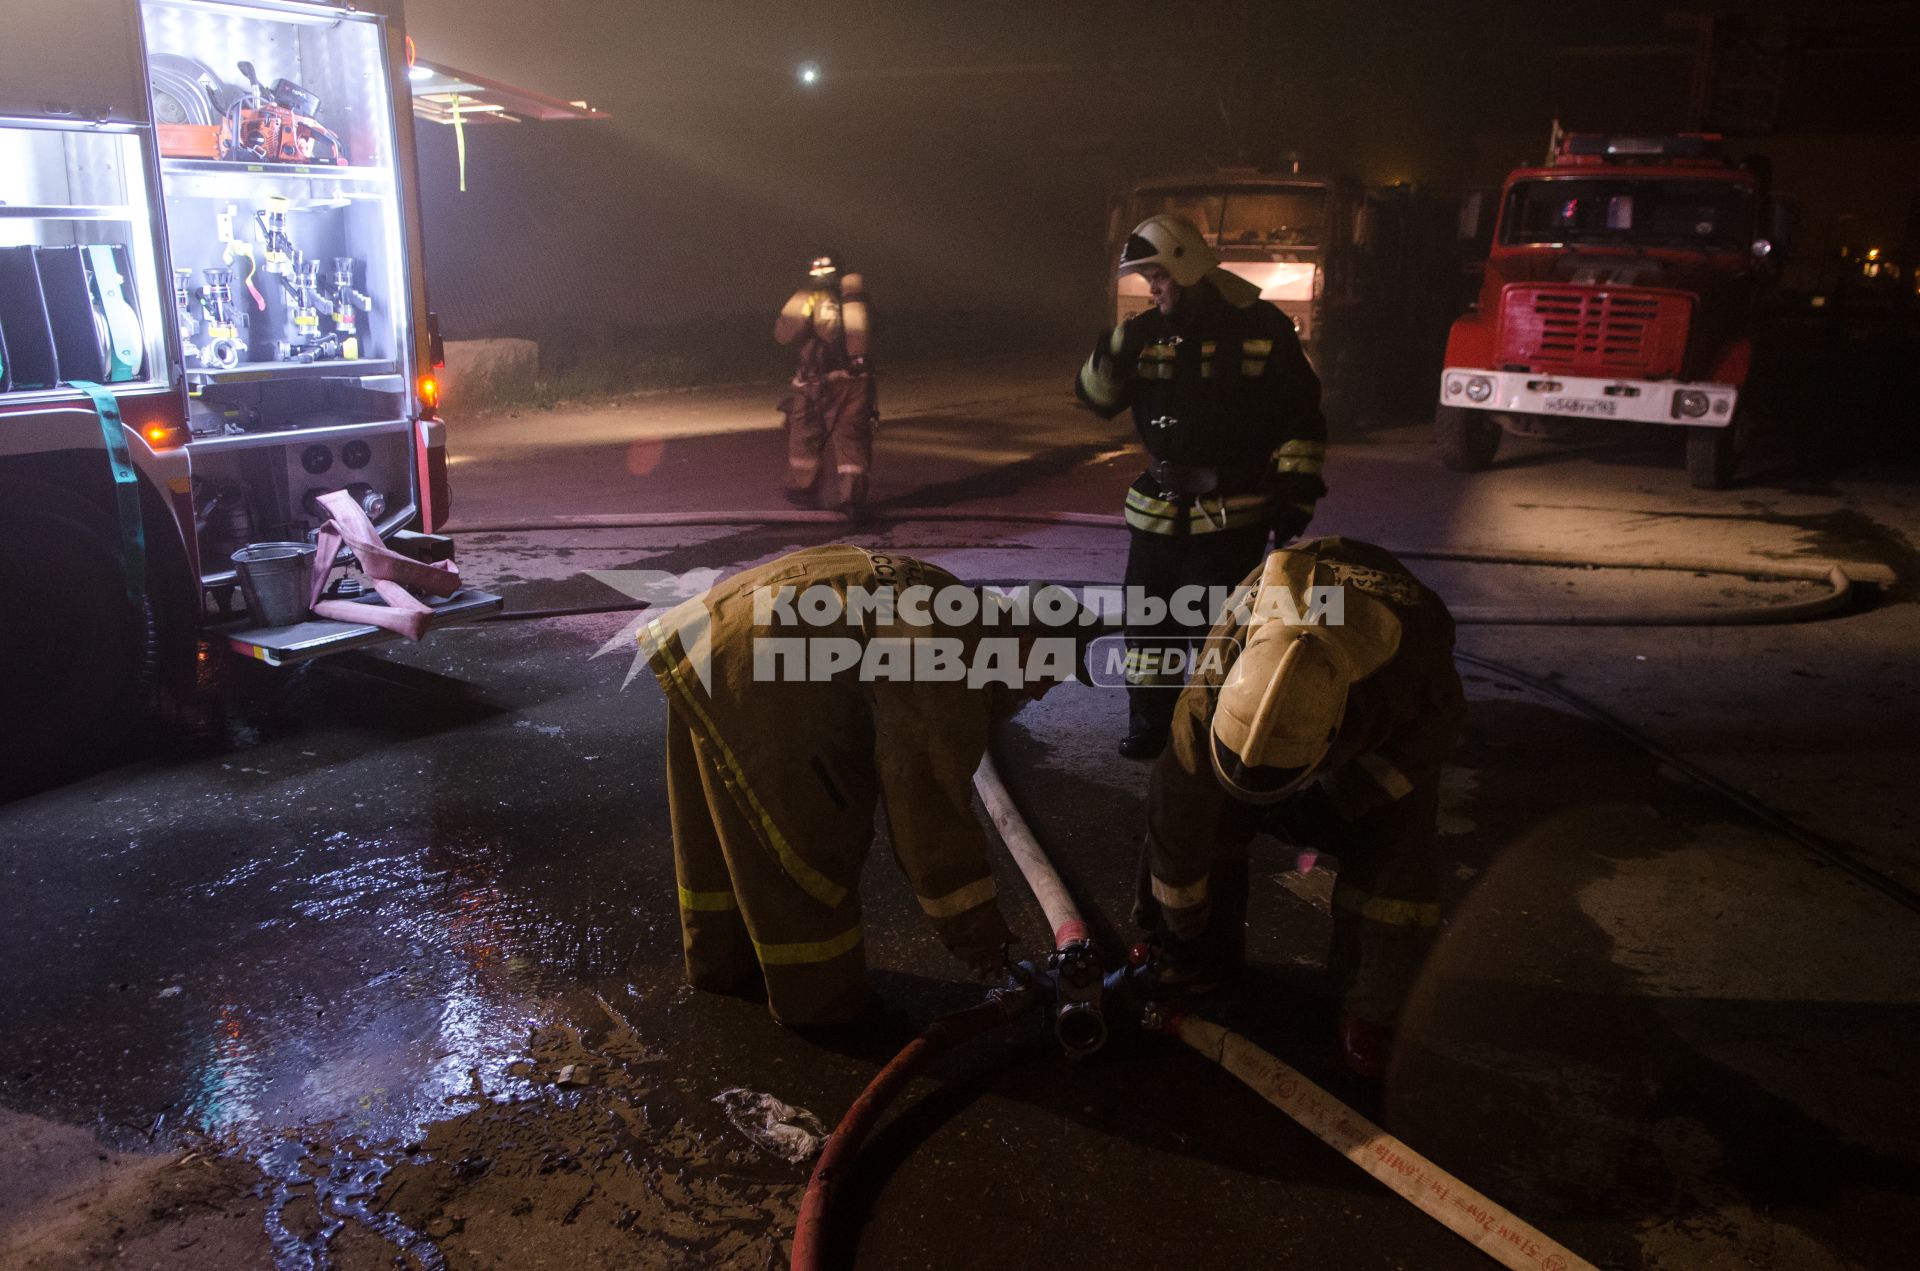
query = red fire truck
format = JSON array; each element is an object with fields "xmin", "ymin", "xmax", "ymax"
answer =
[
  {"xmin": 1435, "ymin": 131, "xmax": 1791, "ymax": 488},
  {"xmin": 1, "ymin": 0, "xmax": 498, "ymax": 777}
]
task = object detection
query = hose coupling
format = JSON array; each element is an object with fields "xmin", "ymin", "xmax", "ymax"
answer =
[{"xmin": 1050, "ymin": 939, "xmax": 1107, "ymax": 1057}]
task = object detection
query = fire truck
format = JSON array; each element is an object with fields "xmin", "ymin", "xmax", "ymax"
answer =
[
  {"xmin": 1, "ymin": 0, "xmax": 498, "ymax": 776},
  {"xmin": 1435, "ymin": 131, "xmax": 1792, "ymax": 488}
]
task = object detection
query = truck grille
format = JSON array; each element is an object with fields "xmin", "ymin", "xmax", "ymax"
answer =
[{"xmin": 1498, "ymin": 286, "xmax": 1691, "ymax": 377}]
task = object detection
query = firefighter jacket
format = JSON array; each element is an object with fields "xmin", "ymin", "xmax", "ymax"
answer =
[
  {"xmin": 775, "ymin": 273, "xmax": 872, "ymax": 381},
  {"xmin": 1076, "ymin": 275, "xmax": 1327, "ymax": 538},
  {"xmin": 1143, "ymin": 538, "xmax": 1464, "ymax": 937},
  {"xmin": 639, "ymin": 545, "xmax": 1016, "ymax": 969}
]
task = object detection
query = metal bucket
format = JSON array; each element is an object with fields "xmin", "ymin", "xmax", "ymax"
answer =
[{"xmin": 231, "ymin": 541, "xmax": 317, "ymax": 627}]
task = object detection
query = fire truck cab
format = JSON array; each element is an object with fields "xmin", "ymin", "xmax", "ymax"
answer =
[
  {"xmin": 1436, "ymin": 131, "xmax": 1786, "ymax": 488},
  {"xmin": 1, "ymin": 0, "xmax": 498, "ymax": 781}
]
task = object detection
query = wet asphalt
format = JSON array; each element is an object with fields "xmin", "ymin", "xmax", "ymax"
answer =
[{"xmin": 4, "ymin": 361, "xmax": 1919, "ymax": 1268}]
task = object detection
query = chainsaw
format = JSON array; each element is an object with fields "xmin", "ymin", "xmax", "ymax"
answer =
[{"xmin": 218, "ymin": 61, "xmax": 347, "ymax": 166}]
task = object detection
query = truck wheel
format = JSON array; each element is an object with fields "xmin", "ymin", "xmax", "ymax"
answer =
[
  {"xmin": 0, "ymin": 482, "xmax": 152, "ymax": 789},
  {"xmin": 1436, "ymin": 405, "xmax": 1501, "ymax": 471},
  {"xmin": 1686, "ymin": 425, "xmax": 1736, "ymax": 489}
]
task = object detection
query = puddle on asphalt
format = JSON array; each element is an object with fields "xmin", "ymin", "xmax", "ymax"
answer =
[
  {"xmin": 169, "ymin": 830, "xmax": 559, "ymax": 1147},
  {"xmin": 171, "ymin": 819, "xmax": 794, "ymax": 1267}
]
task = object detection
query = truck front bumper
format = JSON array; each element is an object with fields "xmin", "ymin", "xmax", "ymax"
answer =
[{"xmin": 1439, "ymin": 368, "xmax": 1737, "ymax": 428}]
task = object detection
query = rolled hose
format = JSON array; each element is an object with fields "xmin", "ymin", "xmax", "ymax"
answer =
[{"xmin": 791, "ymin": 995, "xmax": 1031, "ymax": 1271}]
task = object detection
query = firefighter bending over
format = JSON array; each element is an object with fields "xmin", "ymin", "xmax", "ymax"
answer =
[
  {"xmin": 1135, "ymin": 537, "xmax": 1463, "ymax": 1078},
  {"xmin": 775, "ymin": 252, "xmax": 877, "ymax": 516},
  {"xmin": 1077, "ymin": 214, "xmax": 1327, "ymax": 761},
  {"xmin": 639, "ymin": 546, "xmax": 1093, "ymax": 1027}
]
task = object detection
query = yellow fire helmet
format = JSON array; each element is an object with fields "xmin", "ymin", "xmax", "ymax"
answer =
[
  {"xmin": 1118, "ymin": 214, "xmax": 1217, "ymax": 287},
  {"xmin": 1118, "ymin": 214, "xmax": 1262, "ymax": 306},
  {"xmin": 1208, "ymin": 550, "xmax": 1405, "ymax": 803}
]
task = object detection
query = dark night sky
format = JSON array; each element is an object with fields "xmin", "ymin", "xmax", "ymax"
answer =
[{"xmin": 399, "ymin": 1, "xmax": 1917, "ymax": 335}]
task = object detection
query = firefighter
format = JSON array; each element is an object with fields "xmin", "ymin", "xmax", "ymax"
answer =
[
  {"xmin": 1133, "ymin": 537, "xmax": 1464, "ymax": 1078},
  {"xmin": 1077, "ymin": 214, "xmax": 1327, "ymax": 760},
  {"xmin": 775, "ymin": 252, "xmax": 877, "ymax": 516},
  {"xmin": 638, "ymin": 546, "xmax": 1092, "ymax": 1028}
]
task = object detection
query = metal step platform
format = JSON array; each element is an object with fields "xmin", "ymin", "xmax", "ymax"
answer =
[{"xmin": 221, "ymin": 588, "xmax": 504, "ymax": 666}]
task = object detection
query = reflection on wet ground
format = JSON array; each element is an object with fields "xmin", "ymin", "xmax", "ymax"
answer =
[{"xmin": 0, "ymin": 602, "xmax": 923, "ymax": 1266}]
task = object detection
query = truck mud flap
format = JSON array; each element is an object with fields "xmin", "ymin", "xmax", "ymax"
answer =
[{"xmin": 222, "ymin": 588, "xmax": 503, "ymax": 666}]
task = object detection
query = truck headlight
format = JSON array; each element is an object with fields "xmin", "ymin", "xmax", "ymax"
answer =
[
  {"xmin": 1674, "ymin": 390, "xmax": 1710, "ymax": 418},
  {"xmin": 1465, "ymin": 376, "xmax": 1494, "ymax": 403}
]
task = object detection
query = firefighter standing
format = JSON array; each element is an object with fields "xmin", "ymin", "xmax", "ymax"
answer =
[
  {"xmin": 1134, "ymin": 537, "xmax": 1463, "ymax": 1078},
  {"xmin": 638, "ymin": 546, "xmax": 1089, "ymax": 1027},
  {"xmin": 1077, "ymin": 214, "xmax": 1328, "ymax": 760},
  {"xmin": 775, "ymin": 252, "xmax": 877, "ymax": 515}
]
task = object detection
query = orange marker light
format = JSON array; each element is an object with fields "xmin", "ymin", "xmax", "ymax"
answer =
[
  {"xmin": 143, "ymin": 423, "xmax": 184, "ymax": 449},
  {"xmin": 417, "ymin": 374, "xmax": 440, "ymax": 416}
]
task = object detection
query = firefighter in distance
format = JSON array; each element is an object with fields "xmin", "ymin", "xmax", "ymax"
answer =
[{"xmin": 775, "ymin": 252, "xmax": 877, "ymax": 515}]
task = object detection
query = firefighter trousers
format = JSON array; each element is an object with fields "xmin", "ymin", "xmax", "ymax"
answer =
[
  {"xmin": 1121, "ymin": 522, "xmax": 1270, "ymax": 737},
  {"xmin": 783, "ymin": 375, "xmax": 877, "ymax": 512},
  {"xmin": 1135, "ymin": 783, "xmax": 1442, "ymax": 1027},
  {"xmin": 1266, "ymin": 783, "xmax": 1442, "ymax": 1026},
  {"xmin": 664, "ymin": 708, "xmax": 873, "ymax": 1027}
]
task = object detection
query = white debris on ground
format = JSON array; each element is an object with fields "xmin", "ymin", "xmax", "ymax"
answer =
[{"xmin": 712, "ymin": 1088, "xmax": 828, "ymax": 1164}]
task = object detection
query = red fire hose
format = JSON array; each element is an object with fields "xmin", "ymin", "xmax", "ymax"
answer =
[{"xmin": 790, "ymin": 996, "xmax": 1027, "ymax": 1270}]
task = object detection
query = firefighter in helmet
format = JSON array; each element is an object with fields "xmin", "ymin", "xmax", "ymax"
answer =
[
  {"xmin": 1077, "ymin": 214, "xmax": 1327, "ymax": 760},
  {"xmin": 1134, "ymin": 537, "xmax": 1463, "ymax": 1078},
  {"xmin": 775, "ymin": 252, "xmax": 877, "ymax": 516},
  {"xmin": 639, "ymin": 546, "xmax": 1095, "ymax": 1027}
]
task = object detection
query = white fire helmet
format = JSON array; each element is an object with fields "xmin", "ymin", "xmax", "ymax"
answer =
[
  {"xmin": 1208, "ymin": 555, "xmax": 1405, "ymax": 804},
  {"xmin": 1117, "ymin": 214, "xmax": 1217, "ymax": 287}
]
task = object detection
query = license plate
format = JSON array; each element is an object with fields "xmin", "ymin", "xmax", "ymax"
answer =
[{"xmin": 1542, "ymin": 396, "xmax": 1616, "ymax": 417}]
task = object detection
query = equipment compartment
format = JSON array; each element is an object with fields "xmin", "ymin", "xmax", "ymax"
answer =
[
  {"xmin": 142, "ymin": 0, "xmax": 411, "ymax": 425},
  {"xmin": 0, "ymin": 126, "xmax": 168, "ymax": 395}
]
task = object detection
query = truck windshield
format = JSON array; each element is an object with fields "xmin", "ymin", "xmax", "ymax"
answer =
[
  {"xmin": 1502, "ymin": 178, "xmax": 1754, "ymax": 250},
  {"xmin": 1132, "ymin": 187, "xmax": 1328, "ymax": 247}
]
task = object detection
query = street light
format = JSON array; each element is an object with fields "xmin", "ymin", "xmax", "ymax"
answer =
[{"xmin": 797, "ymin": 61, "xmax": 821, "ymax": 87}]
